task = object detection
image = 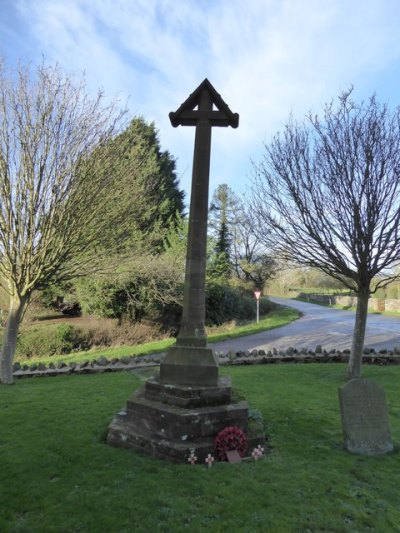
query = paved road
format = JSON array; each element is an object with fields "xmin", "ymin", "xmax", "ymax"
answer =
[{"xmin": 210, "ymin": 297, "xmax": 400, "ymax": 354}]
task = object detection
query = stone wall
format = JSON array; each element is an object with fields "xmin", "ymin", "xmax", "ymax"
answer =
[
  {"xmin": 299, "ymin": 293, "xmax": 400, "ymax": 312},
  {"xmin": 12, "ymin": 346, "xmax": 400, "ymax": 379},
  {"xmin": 383, "ymin": 299, "xmax": 400, "ymax": 312}
]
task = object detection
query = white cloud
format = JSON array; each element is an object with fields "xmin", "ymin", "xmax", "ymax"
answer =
[{"xmin": 5, "ymin": 0, "xmax": 400, "ymax": 197}]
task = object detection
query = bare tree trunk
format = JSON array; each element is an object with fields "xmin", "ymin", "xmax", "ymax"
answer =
[
  {"xmin": 0, "ymin": 295, "xmax": 28, "ymax": 384},
  {"xmin": 347, "ymin": 287, "xmax": 369, "ymax": 380}
]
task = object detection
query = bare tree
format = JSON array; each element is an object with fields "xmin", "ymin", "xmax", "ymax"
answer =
[
  {"xmin": 231, "ymin": 203, "xmax": 276, "ymax": 291},
  {"xmin": 0, "ymin": 60, "xmax": 128, "ymax": 384},
  {"xmin": 208, "ymin": 183, "xmax": 275, "ymax": 290},
  {"xmin": 252, "ymin": 90, "xmax": 400, "ymax": 379}
]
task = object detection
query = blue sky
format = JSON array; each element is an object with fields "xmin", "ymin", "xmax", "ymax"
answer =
[{"xmin": 2, "ymin": 0, "xmax": 400, "ymax": 203}]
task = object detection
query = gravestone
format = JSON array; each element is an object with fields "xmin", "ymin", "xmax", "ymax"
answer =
[
  {"xmin": 107, "ymin": 80, "xmax": 265, "ymax": 462},
  {"xmin": 338, "ymin": 378, "xmax": 393, "ymax": 455}
]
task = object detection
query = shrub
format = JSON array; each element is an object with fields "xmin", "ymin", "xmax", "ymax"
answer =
[
  {"xmin": 259, "ymin": 297, "xmax": 276, "ymax": 315},
  {"xmin": 205, "ymin": 282, "xmax": 240, "ymax": 325},
  {"xmin": 11, "ymin": 318, "xmax": 164, "ymax": 360},
  {"xmin": 75, "ymin": 278, "xmax": 125, "ymax": 318},
  {"xmin": 205, "ymin": 282, "xmax": 276, "ymax": 325},
  {"xmin": 15, "ymin": 324, "xmax": 89, "ymax": 360}
]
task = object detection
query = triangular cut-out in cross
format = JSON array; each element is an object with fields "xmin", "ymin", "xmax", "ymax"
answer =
[{"xmin": 169, "ymin": 79, "xmax": 239, "ymax": 128}]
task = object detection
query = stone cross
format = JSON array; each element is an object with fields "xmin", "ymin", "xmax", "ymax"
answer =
[{"xmin": 160, "ymin": 79, "xmax": 239, "ymax": 386}]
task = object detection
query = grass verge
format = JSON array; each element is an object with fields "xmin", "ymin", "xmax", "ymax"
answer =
[
  {"xmin": 294, "ymin": 295, "xmax": 355, "ymax": 310},
  {"xmin": 1, "ymin": 364, "xmax": 399, "ymax": 532},
  {"xmin": 294, "ymin": 296, "xmax": 400, "ymax": 317},
  {"xmin": 21, "ymin": 307, "xmax": 299, "ymax": 366}
]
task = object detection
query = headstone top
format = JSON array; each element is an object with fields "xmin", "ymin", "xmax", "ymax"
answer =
[{"xmin": 338, "ymin": 378, "xmax": 393, "ymax": 455}]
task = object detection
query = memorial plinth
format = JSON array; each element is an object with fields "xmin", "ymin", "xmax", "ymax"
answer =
[{"xmin": 107, "ymin": 80, "xmax": 265, "ymax": 462}]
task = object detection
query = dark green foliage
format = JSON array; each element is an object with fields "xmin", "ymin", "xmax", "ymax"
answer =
[
  {"xmin": 205, "ymin": 282, "xmax": 274, "ymax": 325},
  {"xmin": 214, "ymin": 221, "xmax": 231, "ymax": 278},
  {"xmin": 75, "ymin": 278, "xmax": 126, "ymax": 319},
  {"xmin": 209, "ymin": 184, "xmax": 233, "ymax": 279},
  {"xmin": 15, "ymin": 324, "xmax": 89, "ymax": 359},
  {"xmin": 105, "ymin": 117, "xmax": 185, "ymax": 249},
  {"xmin": 75, "ymin": 276, "xmax": 154, "ymax": 322},
  {"xmin": 45, "ymin": 117, "xmax": 187, "ymax": 331},
  {"xmin": 75, "ymin": 252, "xmax": 184, "ymax": 330},
  {"xmin": 259, "ymin": 297, "xmax": 275, "ymax": 315},
  {"xmin": 75, "ymin": 273, "xmax": 274, "ymax": 331},
  {"xmin": 38, "ymin": 282, "xmax": 75, "ymax": 309},
  {"xmin": 215, "ymin": 221, "xmax": 230, "ymax": 256},
  {"xmin": 207, "ymin": 250, "xmax": 232, "ymax": 280}
]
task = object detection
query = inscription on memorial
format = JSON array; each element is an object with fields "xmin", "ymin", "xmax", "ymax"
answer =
[{"xmin": 338, "ymin": 378, "xmax": 393, "ymax": 455}]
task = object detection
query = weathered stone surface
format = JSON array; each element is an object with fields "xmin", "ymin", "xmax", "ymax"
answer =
[
  {"xmin": 125, "ymin": 393, "xmax": 248, "ymax": 441},
  {"xmin": 338, "ymin": 378, "xmax": 393, "ymax": 455},
  {"xmin": 160, "ymin": 345, "xmax": 219, "ymax": 386},
  {"xmin": 145, "ymin": 376, "xmax": 232, "ymax": 408},
  {"xmin": 107, "ymin": 413, "xmax": 264, "ymax": 464},
  {"xmin": 158, "ymin": 81, "xmax": 239, "ymax": 390},
  {"xmin": 107, "ymin": 377, "xmax": 266, "ymax": 463}
]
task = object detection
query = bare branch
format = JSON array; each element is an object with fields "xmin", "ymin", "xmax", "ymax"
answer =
[{"xmin": 251, "ymin": 89, "xmax": 400, "ymax": 378}]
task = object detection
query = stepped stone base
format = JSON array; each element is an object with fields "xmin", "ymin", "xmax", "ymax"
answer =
[{"xmin": 107, "ymin": 375, "xmax": 265, "ymax": 463}]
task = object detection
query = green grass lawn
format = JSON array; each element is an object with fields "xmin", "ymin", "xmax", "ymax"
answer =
[
  {"xmin": 21, "ymin": 307, "xmax": 299, "ymax": 366},
  {"xmin": 1, "ymin": 364, "xmax": 400, "ymax": 532}
]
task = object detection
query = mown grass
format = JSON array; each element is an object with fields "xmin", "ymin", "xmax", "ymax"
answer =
[
  {"xmin": 1, "ymin": 364, "xmax": 400, "ymax": 532},
  {"xmin": 21, "ymin": 307, "xmax": 299, "ymax": 366}
]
